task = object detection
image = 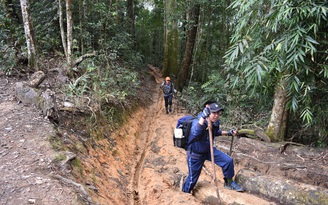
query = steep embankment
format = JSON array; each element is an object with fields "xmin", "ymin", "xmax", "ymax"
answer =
[{"xmin": 79, "ymin": 67, "xmax": 274, "ymax": 205}]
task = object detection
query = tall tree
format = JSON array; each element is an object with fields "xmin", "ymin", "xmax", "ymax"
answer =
[
  {"xmin": 78, "ymin": 0, "xmax": 84, "ymax": 54},
  {"xmin": 20, "ymin": 0, "xmax": 38, "ymax": 70},
  {"xmin": 127, "ymin": 0, "xmax": 135, "ymax": 46},
  {"xmin": 66, "ymin": 0, "xmax": 73, "ymax": 67},
  {"xmin": 176, "ymin": 1, "xmax": 200, "ymax": 91},
  {"xmin": 58, "ymin": 0, "xmax": 68, "ymax": 59},
  {"xmin": 162, "ymin": 0, "xmax": 179, "ymax": 77},
  {"xmin": 267, "ymin": 78, "xmax": 289, "ymax": 141}
]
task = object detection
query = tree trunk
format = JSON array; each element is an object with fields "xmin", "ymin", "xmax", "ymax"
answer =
[
  {"xmin": 162, "ymin": 0, "xmax": 179, "ymax": 78},
  {"xmin": 127, "ymin": 0, "xmax": 135, "ymax": 48},
  {"xmin": 176, "ymin": 2, "xmax": 200, "ymax": 91},
  {"xmin": 15, "ymin": 72, "xmax": 58, "ymax": 121},
  {"xmin": 266, "ymin": 78, "xmax": 289, "ymax": 142},
  {"xmin": 58, "ymin": 0, "xmax": 68, "ymax": 59},
  {"xmin": 66, "ymin": 0, "xmax": 73, "ymax": 67},
  {"xmin": 224, "ymin": 0, "xmax": 231, "ymax": 49},
  {"xmin": 78, "ymin": 0, "xmax": 84, "ymax": 55},
  {"xmin": 236, "ymin": 169, "xmax": 328, "ymax": 205},
  {"xmin": 20, "ymin": 0, "xmax": 38, "ymax": 71}
]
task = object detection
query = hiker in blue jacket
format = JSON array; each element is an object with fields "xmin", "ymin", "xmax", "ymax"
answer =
[
  {"xmin": 182, "ymin": 102, "xmax": 244, "ymax": 193},
  {"xmin": 160, "ymin": 77, "xmax": 177, "ymax": 114}
]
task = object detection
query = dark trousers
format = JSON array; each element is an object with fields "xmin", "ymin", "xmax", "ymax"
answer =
[
  {"xmin": 182, "ymin": 148, "xmax": 234, "ymax": 193},
  {"xmin": 164, "ymin": 94, "xmax": 173, "ymax": 110}
]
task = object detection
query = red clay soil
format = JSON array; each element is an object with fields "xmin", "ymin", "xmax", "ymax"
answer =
[{"xmin": 1, "ymin": 68, "xmax": 327, "ymax": 205}]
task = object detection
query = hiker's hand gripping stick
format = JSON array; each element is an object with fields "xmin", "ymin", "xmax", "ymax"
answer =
[
  {"xmin": 201, "ymin": 107, "xmax": 210, "ymax": 119},
  {"xmin": 228, "ymin": 129, "xmax": 235, "ymax": 136}
]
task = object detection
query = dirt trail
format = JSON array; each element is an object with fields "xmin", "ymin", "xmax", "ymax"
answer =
[
  {"xmin": 52, "ymin": 67, "xmax": 326, "ymax": 205},
  {"xmin": 0, "ymin": 71, "xmax": 277, "ymax": 205},
  {"xmin": 122, "ymin": 70, "xmax": 275, "ymax": 205},
  {"xmin": 0, "ymin": 77, "xmax": 80, "ymax": 205}
]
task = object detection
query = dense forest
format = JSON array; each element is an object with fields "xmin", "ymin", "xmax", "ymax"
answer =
[{"xmin": 0, "ymin": 0, "xmax": 327, "ymax": 147}]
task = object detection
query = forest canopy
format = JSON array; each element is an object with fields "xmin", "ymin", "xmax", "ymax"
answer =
[{"xmin": 0, "ymin": 0, "xmax": 327, "ymax": 147}]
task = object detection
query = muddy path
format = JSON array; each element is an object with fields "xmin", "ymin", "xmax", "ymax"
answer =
[
  {"xmin": 98, "ymin": 67, "xmax": 274, "ymax": 205},
  {"xmin": 0, "ymin": 76, "xmax": 82, "ymax": 205},
  {"xmin": 1, "ymin": 68, "xmax": 326, "ymax": 205},
  {"xmin": 0, "ymin": 70, "xmax": 276, "ymax": 205},
  {"xmin": 108, "ymin": 67, "xmax": 327, "ymax": 205},
  {"xmin": 129, "ymin": 94, "xmax": 163, "ymax": 205}
]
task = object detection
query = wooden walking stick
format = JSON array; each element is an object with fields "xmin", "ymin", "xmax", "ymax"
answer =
[
  {"xmin": 229, "ymin": 133, "xmax": 234, "ymax": 156},
  {"xmin": 207, "ymin": 118, "xmax": 221, "ymax": 205},
  {"xmin": 229, "ymin": 128, "xmax": 238, "ymax": 156}
]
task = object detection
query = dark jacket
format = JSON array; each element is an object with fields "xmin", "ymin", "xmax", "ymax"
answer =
[
  {"xmin": 187, "ymin": 114, "xmax": 222, "ymax": 154},
  {"xmin": 160, "ymin": 81, "xmax": 175, "ymax": 97}
]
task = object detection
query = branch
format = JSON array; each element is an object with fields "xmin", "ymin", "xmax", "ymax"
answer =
[
  {"xmin": 73, "ymin": 51, "xmax": 96, "ymax": 67},
  {"xmin": 237, "ymin": 129, "xmax": 271, "ymax": 142}
]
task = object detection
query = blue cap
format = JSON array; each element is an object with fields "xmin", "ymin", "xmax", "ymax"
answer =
[{"xmin": 209, "ymin": 103, "xmax": 224, "ymax": 112}]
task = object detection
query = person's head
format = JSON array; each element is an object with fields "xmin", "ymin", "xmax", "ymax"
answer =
[
  {"xmin": 165, "ymin": 77, "xmax": 171, "ymax": 82},
  {"xmin": 203, "ymin": 100, "xmax": 217, "ymax": 108},
  {"xmin": 208, "ymin": 102, "xmax": 224, "ymax": 122}
]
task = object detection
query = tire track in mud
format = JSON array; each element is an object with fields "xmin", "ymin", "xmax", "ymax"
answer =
[{"xmin": 130, "ymin": 81, "xmax": 164, "ymax": 205}]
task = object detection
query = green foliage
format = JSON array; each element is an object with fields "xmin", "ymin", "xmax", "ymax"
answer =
[
  {"xmin": 31, "ymin": 1, "xmax": 62, "ymax": 52},
  {"xmin": 55, "ymin": 153, "xmax": 66, "ymax": 161},
  {"xmin": 109, "ymin": 32, "xmax": 144, "ymax": 66},
  {"xmin": 224, "ymin": 0, "xmax": 328, "ymax": 144},
  {"xmin": 72, "ymin": 158, "xmax": 83, "ymax": 177},
  {"xmin": 1, "ymin": 0, "xmax": 326, "ymax": 146},
  {"xmin": 65, "ymin": 62, "xmax": 139, "ymax": 104},
  {"xmin": 179, "ymin": 81, "xmax": 205, "ymax": 114},
  {"xmin": 0, "ymin": 1, "xmax": 27, "ymax": 73},
  {"xmin": 64, "ymin": 55, "xmax": 140, "ymax": 132},
  {"xmin": 49, "ymin": 135, "xmax": 66, "ymax": 151},
  {"xmin": 200, "ymin": 71, "xmax": 227, "ymax": 99},
  {"xmin": 300, "ymin": 107, "xmax": 313, "ymax": 126},
  {"xmin": 0, "ymin": 44, "xmax": 17, "ymax": 74},
  {"xmin": 135, "ymin": 3, "xmax": 164, "ymax": 65}
]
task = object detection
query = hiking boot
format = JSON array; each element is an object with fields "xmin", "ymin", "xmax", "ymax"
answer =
[
  {"xmin": 169, "ymin": 108, "xmax": 172, "ymax": 112},
  {"xmin": 166, "ymin": 110, "xmax": 169, "ymax": 114},
  {"xmin": 224, "ymin": 181, "xmax": 244, "ymax": 192}
]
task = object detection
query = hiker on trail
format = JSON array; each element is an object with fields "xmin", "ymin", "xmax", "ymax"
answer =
[
  {"xmin": 182, "ymin": 102, "xmax": 244, "ymax": 193},
  {"xmin": 160, "ymin": 77, "xmax": 177, "ymax": 114}
]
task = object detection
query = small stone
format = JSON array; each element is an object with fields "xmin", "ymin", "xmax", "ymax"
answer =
[
  {"xmin": 4, "ymin": 127, "xmax": 12, "ymax": 131},
  {"xmin": 35, "ymin": 177, "xmax": 43, "ymax": 184}
]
